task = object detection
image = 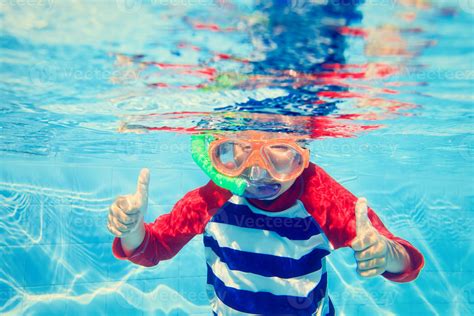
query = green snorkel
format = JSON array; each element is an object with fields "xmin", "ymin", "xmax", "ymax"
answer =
[{"xmin": 191, "ymin": 134, "xmax": 247, "ymax": 195}]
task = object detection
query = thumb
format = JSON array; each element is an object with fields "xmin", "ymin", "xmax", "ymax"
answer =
[
  {"xmin": 134, "ymin": 168, "xmax": 150, "ymax": 204},
  {"xmin": 355, "ymin": 197, "xmax": 373, "ymax": 236}
]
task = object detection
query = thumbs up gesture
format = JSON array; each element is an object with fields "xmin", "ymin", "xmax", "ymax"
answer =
[
  {"xmin": 350, "ymin": 197, "xmax": 391, "ymax": 277},
  {"xmin": 350, "ymin": 197, "xmax": 410, "ymax": 278},
  {"xmin": 107, "ymin": 168, "xmax": 150, "ymax": 238}
]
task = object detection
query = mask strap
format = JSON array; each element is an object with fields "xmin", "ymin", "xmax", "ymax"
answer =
[{"xmin": 191, "ymin": 134, "xmax": 247, "ymax": 195}]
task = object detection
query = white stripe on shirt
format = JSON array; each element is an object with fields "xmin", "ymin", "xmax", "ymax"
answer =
[
  {"xmin": 205, "ymin": 221, "xmax": 327, "ymax": 260},
  {"xmin": 206, "ymin": 249, "xmax": 323, "ymax": 297}
]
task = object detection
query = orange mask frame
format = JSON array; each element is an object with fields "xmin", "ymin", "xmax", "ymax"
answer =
[{"xmin": 208, "ymin": 132, "xmax": 310, "ymax": 182}]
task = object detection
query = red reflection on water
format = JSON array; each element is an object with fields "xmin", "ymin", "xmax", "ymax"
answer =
[
  {"xmin": 111, "ymin": 6, "xmax": 434, "ymax": 140},
  {"xmin": 119, "ymin": 111, "xmax": 384, "ymax": 140},
  {"xmin": 191, "ymin": 22, "xmax": 237, "ymax": 32}
]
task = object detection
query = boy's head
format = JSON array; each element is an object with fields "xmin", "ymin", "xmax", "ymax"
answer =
[{"xmin": 208, "ymin": 130, "xmax": 310, "ymax": 200}]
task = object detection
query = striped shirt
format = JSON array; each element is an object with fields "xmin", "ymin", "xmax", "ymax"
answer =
[
  {"xmin": 112, "ymin": 163, "xmax": 425, "ymax": 314},
  {"xmin": 204, "ymin": 195, "xmax": 335, "ymax": 315}
]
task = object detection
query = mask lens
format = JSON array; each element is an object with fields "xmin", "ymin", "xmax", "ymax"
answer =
[
  {"xmin": 213, "ymin": 141, "xmax": 251, "ymax": 172},
  {"xmin": 263, "ymin": 144, "xmax": 304, "ymax": 179}
]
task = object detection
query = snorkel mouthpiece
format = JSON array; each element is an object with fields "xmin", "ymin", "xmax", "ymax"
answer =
[{"xmin": 191, "ymin": 134, "xmax": 248, "ymax": 196}]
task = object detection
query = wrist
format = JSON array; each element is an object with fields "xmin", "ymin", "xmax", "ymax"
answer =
[
  {"xmin": 384, "ymin": 238, "xmax": 410, "ymax": 274},
  {"xmin": 121, "ymin": 217, "xmax": 146, "ymax": 256}
]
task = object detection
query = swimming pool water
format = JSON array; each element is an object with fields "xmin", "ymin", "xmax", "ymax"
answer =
[{"xmin": 0, "ymin": 0, "xmax": 473, "ymax": 315}]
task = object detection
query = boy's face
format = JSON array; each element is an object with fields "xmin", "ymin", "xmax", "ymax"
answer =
[{"xmin": 224, "ymin": 131, "xmax": 309, "ymax": 200}]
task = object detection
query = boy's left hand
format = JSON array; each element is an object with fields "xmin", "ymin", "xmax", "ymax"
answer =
[{"xmin": 350, "ymin": 197, "xmax": 409, "ymax": 278}]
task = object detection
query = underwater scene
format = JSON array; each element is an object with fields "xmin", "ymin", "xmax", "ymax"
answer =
[{"xmin": 0, "ymin": 0, "xmax": 473, "ymax": 315}]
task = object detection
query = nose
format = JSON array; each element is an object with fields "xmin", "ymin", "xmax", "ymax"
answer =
[{"xmin": 247, "ymin": 165, "xmax": 268, "ymax": 181}]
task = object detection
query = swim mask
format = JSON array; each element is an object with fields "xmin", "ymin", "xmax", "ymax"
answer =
[{"xmin": 208, "ymin": 131, "xmax": 310, "ymax": 182}]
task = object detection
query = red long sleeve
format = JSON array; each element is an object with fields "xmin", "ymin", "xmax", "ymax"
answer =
[
  {"xmin": 112, "ymin": 180, "xmax": 231, "ymax": 267},
  {"xmin": 112, "ymin": 162, "xmax": 424, "ymax": 283},
  {"xmin": 300, "ymin": 162, "xmax": 424, "ymax": 282}
]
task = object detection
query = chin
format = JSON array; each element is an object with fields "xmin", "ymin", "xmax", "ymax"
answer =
[{"xmin": 259, "ymin": 194, "xmax": 281, "ymax": 200}]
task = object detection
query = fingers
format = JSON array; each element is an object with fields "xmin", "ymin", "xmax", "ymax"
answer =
[
  {"xmin": 357, "ymin": 266, "xmax": 386, "ymax": 278},
  {"xmin": 107, "ymin": 213, "xmax": 134, "ymax": 237},
  {"xmin": 357, "ymin": 257, "xmax": 387, "ymax": 271},
  {"xmin": 115, "ymin": 196, "xmax": 131, "ymax": 211},
  {"xmin": 135, "ymin": 168, "xmax": 150, "ymax": 202},
  {"xmin": 107, "ymin": 212, "xmax": 139, "ymax": 237},
  {"xmin": 110, "ymin": 204, "xmax": 138, "ymax": 225},
  {"xmin": 108, "ymin": 214, "xmax": 127, "ymax": 232},
  {"xmin": 107, "ymin": 221, "xmax": 123, "ymax": 237},
  {"xmin": 355, "ymin": 248, "xmax": 387, "ymax": 278},
  {"xmin": 108, "ymin": 195, "xmax": 142, "ymax": 238},
  {"xmin": 351, "ymin": 230, "xmax": 379, "ymax": 252},
  {"xmin": 354, "ymin": 239, "xmax": 388, "ymax": 261},
  {"xmin": 113, "ymin": 196, "xmax": 140, "ymax": 215}
]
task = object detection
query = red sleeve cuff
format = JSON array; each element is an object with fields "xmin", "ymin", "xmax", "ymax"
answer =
[
  {"xmin": 111, "ymin": 226, "xmax": 157, "ymax": 267},
  {"xmin": 381, "ymin": 238, "xmax": 424, "ymax": 283}
]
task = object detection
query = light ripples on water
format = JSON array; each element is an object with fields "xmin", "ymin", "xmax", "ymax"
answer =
[{"xmin": 0, "ymin": 0, "xmax": 473, "ymax": 315}]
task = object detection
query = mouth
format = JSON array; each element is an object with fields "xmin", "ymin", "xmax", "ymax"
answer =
[{"xmin": 244, "ymin": 181, "xmax": 282, "ymax": 199}]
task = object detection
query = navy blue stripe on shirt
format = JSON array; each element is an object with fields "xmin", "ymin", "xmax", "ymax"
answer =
[
  {"xmin": 207, "ymin": 264, "xmax": 327, "ymax": 315},
  {"xmin": 204, "ymin": 235, "xmax": 330, "ymax": 278},
  {"xmin": 209, "ymin": 202, "xmax": 320, "ymax": 241},
  {"xmin": 327, "ymin": 296, "xmax": 335, "ymax": 316}
]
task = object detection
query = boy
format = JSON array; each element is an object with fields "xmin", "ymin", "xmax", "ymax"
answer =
[{"xmin": 108, "ymin": 131, "xmax": 424, "ymax": 315}]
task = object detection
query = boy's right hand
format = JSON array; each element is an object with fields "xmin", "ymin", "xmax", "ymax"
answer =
[{"xmin": 107, "ymin": 168, "xmax": 150, "ymax": 238}]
